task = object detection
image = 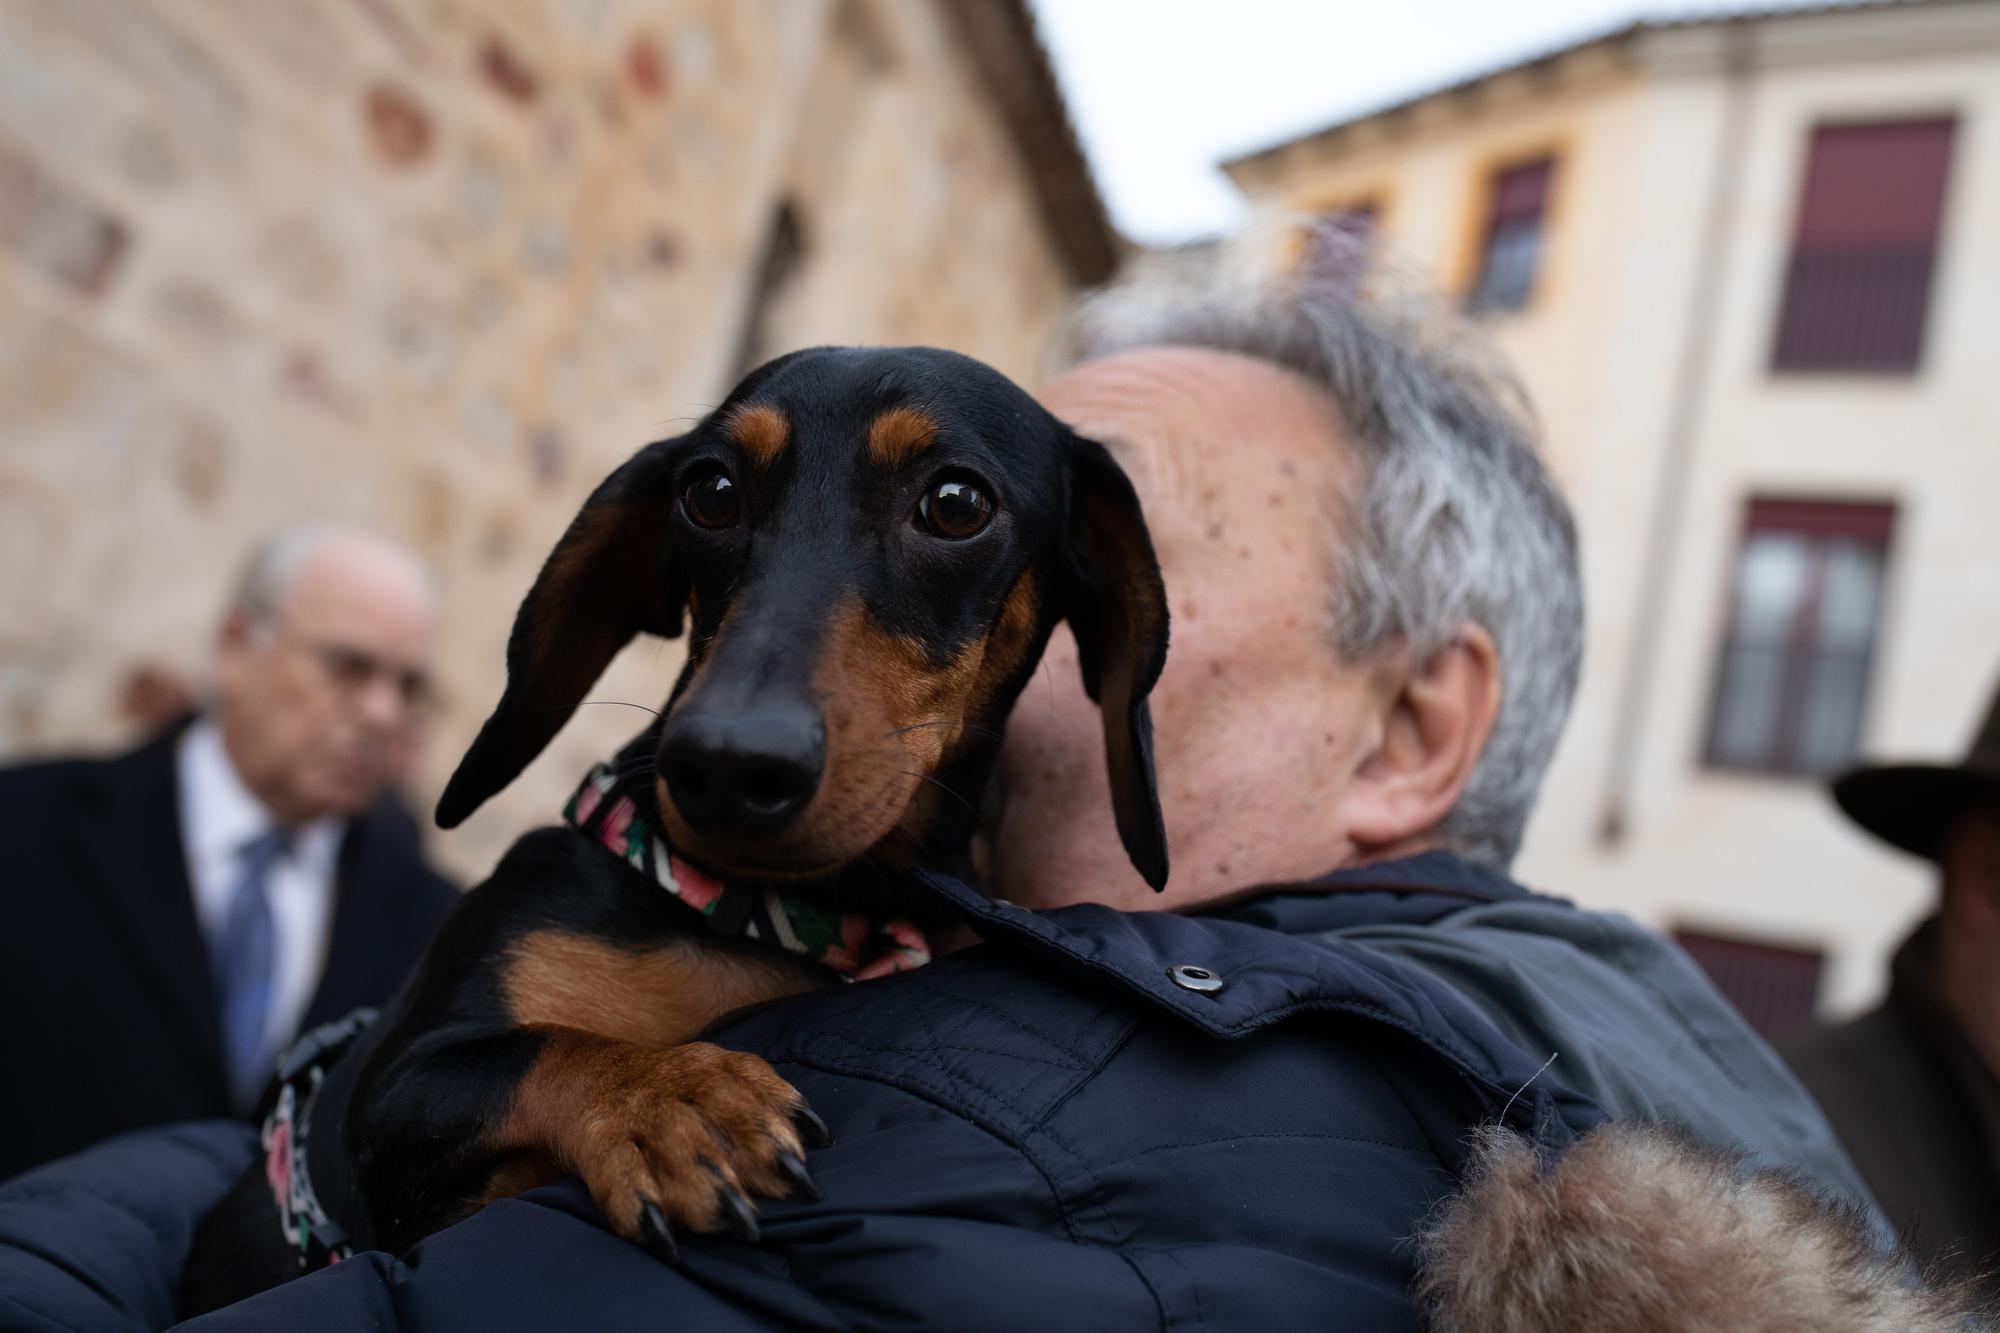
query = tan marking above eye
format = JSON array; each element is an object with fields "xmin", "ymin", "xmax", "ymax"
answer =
[
  {"xmin": 867, "ymin": 405, "xmax": 938, "ymax": 465},
  {"xmin": 725, "ymin": 403, "xmax": 789, "ymax": 467}
]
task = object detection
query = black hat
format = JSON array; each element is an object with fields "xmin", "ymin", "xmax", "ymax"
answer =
[{"xmin": 1832, "ymin": 679, "xmax": 2000, "ymax": 861}]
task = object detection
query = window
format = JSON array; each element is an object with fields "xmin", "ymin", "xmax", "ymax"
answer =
[
  {"xmin": 1771, "ymin": 117, "xmax": 1957, "ymax": 372},
  {"xmin": 1465, "ymin": 157, "xmax": 1553, "ymax": 314},
  {"xmin": 1704, "ymin": 498, "xmax": 1896, "ymax": 776},
  {"xmin": 1671, "ymin": 928, "xmax": 1824, "ymax": 1039}
]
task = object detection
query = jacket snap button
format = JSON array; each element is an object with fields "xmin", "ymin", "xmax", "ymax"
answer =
[{"xmin": 1167, "ymin": 964, "xmax": 1224, "ymax": 995}]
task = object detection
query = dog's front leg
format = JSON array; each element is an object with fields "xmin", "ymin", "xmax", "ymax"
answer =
[
  {"xmin": 350, "ymin": 830, "xmax": 833, "ymax": 1255},
  {"xmin": 496, "ymin": 1026, "xmax": 828, "ymax": 1250}
]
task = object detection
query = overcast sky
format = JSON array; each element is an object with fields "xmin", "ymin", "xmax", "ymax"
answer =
[{"xmin": 1026, "ymin": 1, "xmax": 1799, "ymax": 243}]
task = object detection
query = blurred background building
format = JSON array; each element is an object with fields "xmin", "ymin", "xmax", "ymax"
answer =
[
  {"xmin": 0, "ymin": 0, "xmax": 1114, "ymax": 876},
  {"xmin": 1227, "ymin": 0, "xmax": 2000, "ymax": 1020},
  {"xmin": 3, "ymin": 0, "xmax": 1995, "ymax": 1025}
]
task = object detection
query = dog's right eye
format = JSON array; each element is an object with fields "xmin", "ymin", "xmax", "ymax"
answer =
[
  {"xmin": 917, "ymin": 477, "xmax": 994, "ymax": 540},
  {"xmin": 682, "ymin": 469, "xmax": 740, "ymax": 530}
]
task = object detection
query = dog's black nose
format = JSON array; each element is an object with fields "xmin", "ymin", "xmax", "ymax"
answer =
[{"xmin": 660, "ymin": 705, "xmax": 826, "ymax": 837}]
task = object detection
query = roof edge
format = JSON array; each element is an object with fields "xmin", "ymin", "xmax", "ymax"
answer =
[
  {"xmin": 1220, "ymin": 0, "xmax": 1979, "ymax": 180},
  {"xmin": 938, "ymin": 0, "xmax": 1125, "ymax": 287}
]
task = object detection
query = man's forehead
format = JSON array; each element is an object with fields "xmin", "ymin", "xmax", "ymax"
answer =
[
  {"xmin": 283, "ymin": 539, "xmax": 437, "ymax": 643},
  {"xmin": 1039, "ymin": 347, "xmax": 1350, "ymax": 503}
]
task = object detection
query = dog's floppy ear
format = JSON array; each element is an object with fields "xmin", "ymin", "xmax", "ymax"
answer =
[
  {"xmin": 1062, "ymin": 432, "xmax": 1171, "ymax": 890},
  {"xmin": 435, "ymin": 438, "xmax": 690, "ymax": 828}
]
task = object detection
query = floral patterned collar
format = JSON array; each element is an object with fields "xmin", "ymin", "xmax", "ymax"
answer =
[{"xmin": 563, "ymin": 759, "xmax": 932, "ymax": 981}]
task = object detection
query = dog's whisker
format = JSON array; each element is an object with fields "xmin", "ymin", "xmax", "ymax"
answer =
[
  {"xmin": 572, "ymin": 700, "xmax": 665, "ymax": 719},
  {"xmin": 882, "ymin": 719, "xmax": 1004, "ymax": 744},
  {"xmin": 658, "ymin": 403, "xmax": 719, "ymax": 431},
  {"xmin": 528, "ymin": 700, "xmax": 666, "ymax": 721},
  {"xmin": 898, "ymin": 770, "xmax": 980, "ymax": 820}
]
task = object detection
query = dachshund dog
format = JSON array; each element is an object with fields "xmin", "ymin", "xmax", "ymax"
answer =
[{"xmin": 182, "ymin": 345, "xmax": 1170, "ymax": 1311}]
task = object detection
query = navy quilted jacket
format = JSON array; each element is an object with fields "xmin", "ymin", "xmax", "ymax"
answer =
[{"xmin": 4, "ymin": 854, "xmax": 1608, "ymax": 1332}]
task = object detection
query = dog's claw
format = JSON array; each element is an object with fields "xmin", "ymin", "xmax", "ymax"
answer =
[
  {"xmin": 701, "ymin": 1161, "xmax": 761, "ymax": 1241},
  {"xmin": 794, "ymin": 1106, "xmax": 833, "ymax": 1150},
  {"xmin": 639, "ymin": 1200, "xmax": 680, "ymax": 1264},
  {"xmin": 777, "ymin": 1151, "xmax": 820, "ymax": 1202},
  {"xmin": 720, "ymin": 1187, "xmax": 760, "ymax": 1242}
]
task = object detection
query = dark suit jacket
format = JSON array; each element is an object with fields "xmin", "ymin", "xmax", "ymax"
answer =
[
  {"xmin": 1782, "ymin": 918, "xmax": 2000, "ymax": 1302},
  {"xmin": 0, "ymin": 720, "xmax": 458, "ymax": 1181}
]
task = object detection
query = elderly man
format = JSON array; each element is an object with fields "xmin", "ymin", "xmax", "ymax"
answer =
[
  {"xmin": 0, "ymin": 525, "xmax": 457, "ymax": 1180},
  {"xmin": 0, "ymin": 245, "xmax": 1961, "ymax": 1331}
]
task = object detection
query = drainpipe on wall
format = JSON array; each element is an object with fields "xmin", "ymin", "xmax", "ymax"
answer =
[{"xmin": 1597, "ymin": 22, "xmax": 1758, "ymax": 845}]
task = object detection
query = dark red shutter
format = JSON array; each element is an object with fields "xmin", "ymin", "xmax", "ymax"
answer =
[
  {"xmin": 1793, "ymin": 119, "xmax": 1956, "ymax": 247},
  {"xmin": 1741, "ymin": 497, "xmax": 1898, "ymax": 543},
  {"xmin": 1672, "ymin": 928, "xmax": 1825, "ymax": 1039},
  {"xmin": 1490, "ymin": 160, "xmax": 1551, "ymax": 225},
  {"xmin": 1772, "ymin": 117, "xmax": 1956, "ymax": 372}
]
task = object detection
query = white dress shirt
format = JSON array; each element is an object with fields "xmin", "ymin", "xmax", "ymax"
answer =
[{"xmin": 177, "ymin": 717, "xmax": 343, "ymax": 1059}]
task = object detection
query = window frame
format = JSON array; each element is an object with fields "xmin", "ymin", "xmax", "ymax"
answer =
[
  {"xmin": 1700, "ymin": 496, "xmax": 1898, "ymax": 779},
  {"xmin": 1464, "ymin": 153, "xmax": 1557, "ymax": 316}
]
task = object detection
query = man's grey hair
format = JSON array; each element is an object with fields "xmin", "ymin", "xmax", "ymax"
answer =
[
  {"xmin": 1054, "ymin": 221, "xmax": 1583, "ymax": 868},
  {"xmin": 231, "ymin": 521, "xmax": 435, "ymax": 628}
]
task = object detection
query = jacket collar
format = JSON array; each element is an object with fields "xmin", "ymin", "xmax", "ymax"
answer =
[
  {"xmin": 68, "ymin": 717, "xmax": 230, "ymax": 1101},
  {"xmin": 1212, "ymin": 850, "xmax": 1545, "ymax": 935},
  {"xmin": 913, "ymin": 851, "xmax": 1596, "ymax": 1147},
  {"xmin": 1313, "ymin": 848, "xmax": 1535, "ymax": 900}
]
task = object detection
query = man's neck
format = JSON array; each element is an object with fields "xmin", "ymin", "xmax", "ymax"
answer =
[
  {"xmin": 212, "ymin": 713, "xmax": 310, "ymax": 829},
  {"xmin": 1343, "ymin": 836, "xmax": 1448, "ymax": 875}
]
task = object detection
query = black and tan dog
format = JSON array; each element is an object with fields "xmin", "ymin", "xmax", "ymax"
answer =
[{"xmin": 181, "ymin": 345, "xmax": 1169, "ymax": 1310}]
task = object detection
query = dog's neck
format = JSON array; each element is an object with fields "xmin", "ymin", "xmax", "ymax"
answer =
[{"xmin": 566, "ymin": 736, "xmax": 946, "ymax": 978}]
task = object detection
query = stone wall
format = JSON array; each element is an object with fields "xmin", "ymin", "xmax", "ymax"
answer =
[{"xmin": 0, "ymin": 0, "xmax": 1082, "ymax": 877}]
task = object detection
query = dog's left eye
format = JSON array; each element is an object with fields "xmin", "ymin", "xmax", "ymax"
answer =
[
  {"xmin": 917, "ymin": 478, "xmax": 994, "ymax": 540},
  {"xmin": 682, "ymin": 468, "xmax": 740, "ymax": 530}
]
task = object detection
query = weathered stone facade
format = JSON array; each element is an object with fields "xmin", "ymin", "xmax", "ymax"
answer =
[{"xmin": 0, "ymin": 0, "xmax": 1111, "ymax": 876}]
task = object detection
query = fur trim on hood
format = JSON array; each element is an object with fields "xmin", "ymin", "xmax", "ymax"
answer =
[{"xmin": 1415, "ymin": 1121, "xmax": 1995, "ymax": 1332}]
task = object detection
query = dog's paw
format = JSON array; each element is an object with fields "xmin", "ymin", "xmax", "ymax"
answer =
[{"xmin": 559, "ymin": 1041, "xmax": 829, "ymax": 1255}]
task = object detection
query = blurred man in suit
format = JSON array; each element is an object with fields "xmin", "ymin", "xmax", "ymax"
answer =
[
  {"xmin": 0, "ymin": 524, "xmax": 459, "ymax": 1180},
  {"xmin": 1783, "ymin": 674, "xmax": 2000, "ymax": 1300}
]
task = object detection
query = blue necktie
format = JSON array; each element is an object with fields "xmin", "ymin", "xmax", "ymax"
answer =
[{"xmin": 215, "ymin": 828, "xmax": 289, "ymax": 1112}]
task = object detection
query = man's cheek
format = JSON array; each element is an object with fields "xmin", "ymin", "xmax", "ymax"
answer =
[{"xmin": 382, "ymin": 733, "xmax": 420, "ymax": 785}]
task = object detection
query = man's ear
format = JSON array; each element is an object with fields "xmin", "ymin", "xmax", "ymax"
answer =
[
  {"xmin": 435, "ymin": 437, "xmax": 691, "ymax": 828},
  {"xmin": 1062, "ymin": 431, "xmax": 1171, "ymax": 889},
  {"xmin": 211, "ymin": 606, "xmax": 257, "ymax": 695},
  {"xmin": 1343, "ymin": 625, "xmax": 1501, "ymax": 852}
]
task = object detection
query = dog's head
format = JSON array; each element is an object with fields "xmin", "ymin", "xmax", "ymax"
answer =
[{"xmin": 436, "ymin": 347, "xmax": 1169, "ymax": 888}]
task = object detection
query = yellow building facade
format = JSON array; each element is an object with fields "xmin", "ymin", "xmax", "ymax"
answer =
[{"xmin": 1228, "ymin": 0, "xmax": 2000, "ymax": 1017}]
